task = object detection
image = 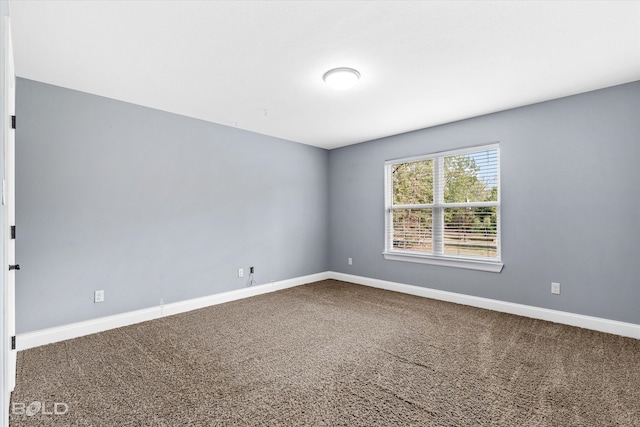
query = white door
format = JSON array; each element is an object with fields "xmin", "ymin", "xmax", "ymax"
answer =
[{"xmin": 3, "ymin": 14, "xmax": 16, "ymax": 394}]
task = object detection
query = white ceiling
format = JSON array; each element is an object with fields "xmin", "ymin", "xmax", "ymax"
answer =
[{"xmin": 8, "ymin": 0, "xmax": 640, "ymax": 149}]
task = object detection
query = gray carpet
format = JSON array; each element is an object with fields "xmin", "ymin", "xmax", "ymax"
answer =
[{"xmin": 9, "ymin": 280, "xmax": 640, "ymax": 426}]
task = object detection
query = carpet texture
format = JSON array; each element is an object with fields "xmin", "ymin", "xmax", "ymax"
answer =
[{"xmin": 9, "ymin": 280, "xmax": 640, "ymax": 426}]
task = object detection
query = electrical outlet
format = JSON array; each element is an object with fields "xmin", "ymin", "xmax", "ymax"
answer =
[
  {"xmin": 94, "ymin": 290, "xmax": 104, "ymax": 303},
  {"xmin": 238, "ymin": 268, "xmax": 244, "ymax": 278},
  {"xmin": 551, "ymin": 282, "xmax": 560, "ymax": 295},
  {"xmin": 348, "ymin": 257, "xmax": 353, "ymax": 265}
]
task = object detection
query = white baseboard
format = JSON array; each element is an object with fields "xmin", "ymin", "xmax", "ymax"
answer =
[
  {"xmin": 328, "ymin": 272, "xmax": 640, "ymax": 340},
  {"xmin": 16, "ymin": 272, "xmax": 330, "ymax": 350},
  {"xmin": 17, "ymin": 270, "xmax": 639, "ymax": 350}
]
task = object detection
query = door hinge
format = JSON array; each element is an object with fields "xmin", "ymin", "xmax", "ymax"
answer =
[
  {"xmin": 10, "ymin": 225, "xmax": 15, "ymax": 239},
  {"xmin": 11, "ymin": 115, "xmax": 16, "ymax": 129},
  {"xmin": 11, "ymin": 336, "xmax": 16, "ymax": 350}
]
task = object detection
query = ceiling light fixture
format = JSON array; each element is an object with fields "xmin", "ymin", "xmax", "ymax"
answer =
[{"xmin": 322, "ymin": 67, "xmax": 361, "ymax": 90}]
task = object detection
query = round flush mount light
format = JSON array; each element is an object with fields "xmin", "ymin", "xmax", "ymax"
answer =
[{"xmin": 322, "ymin": 67, "xmax": 361, "ymax": 90}]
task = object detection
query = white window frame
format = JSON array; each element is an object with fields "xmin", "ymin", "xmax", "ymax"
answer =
[{"xmin": 383, "ymin": 143, "xmax": 503, "ymax": 273}]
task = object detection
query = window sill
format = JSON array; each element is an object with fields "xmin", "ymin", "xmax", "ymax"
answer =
[{"xmin": 382, "ymin": 251, "xmax": 504, "ymax": 273}]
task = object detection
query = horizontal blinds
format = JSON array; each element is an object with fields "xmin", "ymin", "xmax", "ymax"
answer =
[{"xmin": 386, "ymin": 144, "xmax": 500, "ymax": 260}]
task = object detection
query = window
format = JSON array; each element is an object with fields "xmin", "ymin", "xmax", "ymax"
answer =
[{"xmin": 384, "ymin": 144, "xmax": 503, "ymax": 272}]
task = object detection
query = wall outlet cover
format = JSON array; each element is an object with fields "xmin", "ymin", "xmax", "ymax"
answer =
[{"xmin": 94, "ymin": 290, "xmax": 104, "ymax": 303}]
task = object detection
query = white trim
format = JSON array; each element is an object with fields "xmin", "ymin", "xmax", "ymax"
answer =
[
  {"xmin": 16, "ymin": 270, "xmax": 640, "ymax": 350},
  {"xmin": 383, "ymin": 251, "xmax": 504, "ymax": 272},
  {"xmin": 2, "ymin": 14, "xmax": 15, "ymax": 427},
  {"xmin": 328, "ymin": 272, "xmax": 640, "ymax": 340},
  {"xmin": 16, "ymin": 272, "xmax": 329, "ymax": 350},
  {"xmin": 384, "ymin": 142, "xmax": 500, "ymax": 165},
  {"xmin": 390, "ymin": 201, "xmax": 498, "ymax": 210}
]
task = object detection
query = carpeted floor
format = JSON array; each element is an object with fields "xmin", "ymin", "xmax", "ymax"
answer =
[{"xmin": 9, "ymin": 280, "xmax": 640, "ymax": 426}]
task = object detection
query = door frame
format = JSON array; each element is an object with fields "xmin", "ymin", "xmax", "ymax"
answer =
[{"xmin": 2, "ymin": 12, "xmax": 16, "ymax": 427}]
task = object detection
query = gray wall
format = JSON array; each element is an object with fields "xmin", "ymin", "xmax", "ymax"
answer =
[
  {"xmin": 16, "ymin": 78, "xmax": 329, "ymax": 333},
  {"xmin": 15, "ymin": 77, "xmax": 640, "ymax": 333},
  {"xmin": 329, "ymin": 81, "xmax": 640, "ymax": 324}
]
